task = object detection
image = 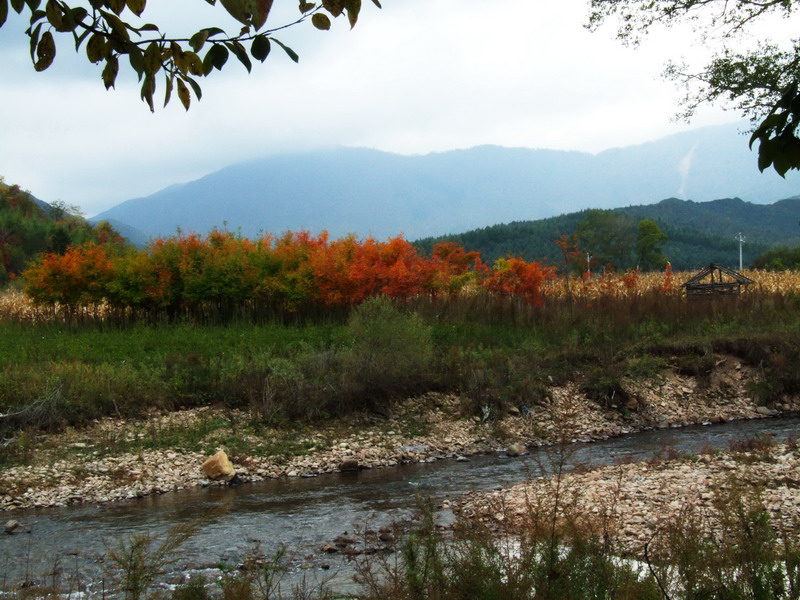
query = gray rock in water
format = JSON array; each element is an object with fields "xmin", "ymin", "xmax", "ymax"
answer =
[
  {"xmin": 339, "ymin": 459, "xmax": 360, "ymax": 472},
  {"xmin": 506, "ymin": 443, "xmax": 527, "ymax": 457},
  {"xmin": 4, "ymin": 520, "xmax": 27, "ymax": 535}
]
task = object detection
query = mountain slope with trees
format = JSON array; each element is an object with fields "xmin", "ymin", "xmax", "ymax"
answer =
[
  {"xmin": 414, "ymin": 197, "xmax": 800, "ymax": 271},
  {"xmin": 0, "ymin": 177, "xmax": 126, "ymax": 284}
]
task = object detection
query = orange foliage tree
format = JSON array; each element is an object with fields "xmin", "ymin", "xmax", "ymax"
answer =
[
  {"xmin": 23, "ymin": 229, "xmax": 556, "ymax": 313},
  {"xmin": 482, "ymin": 257, "xmax": 555, "ymax": 305},
  {"xmin": 25, "ymin": 244, "xmax": 115, "ymax": 305}
]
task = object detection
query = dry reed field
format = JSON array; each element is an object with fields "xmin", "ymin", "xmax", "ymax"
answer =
[
  {"xmin": 0, "ymin": 288, "xmax": 112, "ymax": 324},
  {"xmin": 2, "ymin": 269, "xmax": 800, "ymax": 324},
  {"xmin": 542, "ymin": 269, "xmax": 800, "ymax": 301}
]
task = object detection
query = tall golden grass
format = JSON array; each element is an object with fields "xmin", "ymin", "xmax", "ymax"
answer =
[
  {"xmin": 0, "ymin": 288, "xmax": 112, "ymax": 324},
  {"xmin": 2, "ymin": 269, "xmax": 800, "ymax": 324},
  {"xmin": 543, "ymin": 269, "xmax": 800, "ymax": 301}
]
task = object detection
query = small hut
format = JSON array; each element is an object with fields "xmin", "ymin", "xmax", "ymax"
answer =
[{"xmin": 682, "ymin": 263, "xmax": 755, "ymax": 299}]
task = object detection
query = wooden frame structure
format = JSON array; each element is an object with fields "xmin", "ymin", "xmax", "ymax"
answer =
[{"xmin": 682, "ymin": 263, "xmax": 755, "ymax": 299}]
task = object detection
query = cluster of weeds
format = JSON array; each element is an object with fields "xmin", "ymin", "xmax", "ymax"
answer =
[
  {"xmin": 624, "ymin": 355, "xmax": 667, "ymax": 381},
  {"xmin": 728, "ymin": 434, "xmax": 779, "ymax": 462},
  {"xmin": 451, "ymin": 349, "xmax": 552, "ymax": 421},
  {"xmin": 581, "ymin": 365, "xmax": 629, "ymax": 410},
  {"xmin": 644, "ymin": 483, "xmax": 800, "ymax": 600}
]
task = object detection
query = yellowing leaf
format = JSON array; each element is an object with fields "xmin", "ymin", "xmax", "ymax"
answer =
[{"xmin": 177, "ymin": 78, "xmax": 191, "ymax": 111}]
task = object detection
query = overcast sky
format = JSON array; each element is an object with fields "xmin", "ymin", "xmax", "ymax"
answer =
[{"xmin": 0, "ymin": 0, "xmax": 793, "ymax": 217}]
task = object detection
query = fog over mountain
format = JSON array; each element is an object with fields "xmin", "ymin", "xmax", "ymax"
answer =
[{"xmin": 93, "ymin": 122, "xmax": 800, "ymax": 242}]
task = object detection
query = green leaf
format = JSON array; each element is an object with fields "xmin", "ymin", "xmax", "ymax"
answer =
[
  {"xmin": 45, "ymin": 0, "xmax": 63, "ymax": 30},
  {"xmin": 163, "ymin": 74, "xmax": 173, "ymax": 107},
  {"xmin": 189, "ymin": 30, "xmax": 209, "ymax": 53},
  {"xmin": 128, "ymin": 43, "xmax": 144, "ymax": 78},
  {"xmin": 298, "ymin": 1, "xmax": 314, "ymax": 13},
  {"xmin": 99, "ymin": 10, "xmax": 130, "ymax": 42},
  {"xmin": 370, "ymin": 0, "xmax": 380, "ymax": 7},
  {"xmin": 70, "ymin": 11, "xmax": 92, "ymax": 47},
  {"xmin": 140, "ymin": 73, "xmax": 156, "ymax": 111},
  {"xmin": 322, "ymin": 0, "xmax": 343, "ymax": 17},
  {"xmin": 125, "ymin": 0, "xmax": 145, "ymax": 16},
  {"xmin": 137, "ymin": 23, "xmax": 159, "ymax": 31},
  {"xmin": 311, "ymin": 12, "xmax": 330, "ymax": 30},
  {"xmin": 70, "ymin": 6, "xmax": 88, "ymax": 22},
  {"xmin": 343, "ymin": 0, "xmax": 360, "ymax": 28},
  {"xmin": 177, "ymin": 78, "xmax": 191, "ymax": 110},
  {"xmin": 757, "ymin": 139, "xmax": 773, "ymax": 173},
  {"xmin": 143, "ymin": 40, "xmax": 161, "ymax": 75},
  {"xmin": 86, "ymin": 32, "xmax": 107, "ymax": 63},
  {"xmin": 219, "ymin": 0, "xmax": 252, "ymax": 25},
  {"xmin": 185, "ymin": 75, "xmax": 202, "ymax": 100},
  {"xmin": 250, "ymin": 34, "xmax": 270, "ymax": 61},
  {"xmin": 108, "ymin": 0, "xmax": 125, "ymax": 15},
  {"xmin": 749, "ymin": 130, "xmax": 763, "ymax": 151},
  {"xmin": 272, "ymin": 37, "xmax": 298, "ymax": 63},
  {"xmin": 10, "ymin": 0, "xmax": 24, "ymax": 13},
  {"xmin": 28, "ymin": 21, "xmax": 42, "ymax": 60},
  {"xmin": 252, "ymin": 0, "xmax": 273, "ymax": 30},
  {"xmin": 33, "ymin": 29, "xmax": 56, "ymax": 71},
  {"xmin": 202, "ymin": 43, "xmax": 228, "ymax": 74},
  {"xmin": 204, "ymin": 27, "xmax": 225, "ymax": 37},
  {"xmin": 226, "ymin": 40, "xmax": 252, "ymax": 72},
  {"xmin": 0, "ymin": 0, "xmax": 7, "ymax": 26}
]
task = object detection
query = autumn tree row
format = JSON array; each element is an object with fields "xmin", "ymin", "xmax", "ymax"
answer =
[{"xmin": 23, "ymin": 230, "xmax": 555, "ymax": 311}]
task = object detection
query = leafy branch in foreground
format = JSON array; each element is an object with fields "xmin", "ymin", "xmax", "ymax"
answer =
[
  {"xmin": 0, "ymin": 0, "xmax": 381, "ymax": 111},
  {"xmin": 588, "ymin": 0, "xmax": 800, "ymax": 176}
]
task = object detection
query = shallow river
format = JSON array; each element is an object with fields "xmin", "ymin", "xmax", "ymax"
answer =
[{"xmin": 2, "ymin": 417, "xmax": 799, "ymax": 596}]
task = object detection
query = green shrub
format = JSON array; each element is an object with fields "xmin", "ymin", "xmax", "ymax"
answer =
[{"xmin": 340, "ymin": 297, "xmax": 434, "ymax": 412}]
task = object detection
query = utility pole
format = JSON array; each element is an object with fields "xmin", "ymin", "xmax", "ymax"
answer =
[
  {"xmin": 736, "ymin": 232, "xmax": 746, "ymax": 271},
  {"xmin": 586, "ymin": 252, "xmax": 591, "ymax": 277}
]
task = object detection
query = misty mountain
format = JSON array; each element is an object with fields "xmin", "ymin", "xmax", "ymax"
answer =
[{"xmin": 93, "ymin": 122, "xmax": 800, "ymax": 242}]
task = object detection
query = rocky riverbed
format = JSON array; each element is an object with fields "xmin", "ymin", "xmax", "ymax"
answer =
[
  {"xmin": 1, "ymin": 355, "xmax": 796, "ymax": 512},
  {"xmin": 457, "ymin": 439, "xmax": 800, "ymax": 555}
]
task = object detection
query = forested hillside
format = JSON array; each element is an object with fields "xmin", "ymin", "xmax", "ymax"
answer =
[
  {"xmin": 414, "ymin": 197, "xmax": 799, "ymax": 270},
  {"xmin": 0, "ymin": 178, "xmax": 126, "ymax": 284}
]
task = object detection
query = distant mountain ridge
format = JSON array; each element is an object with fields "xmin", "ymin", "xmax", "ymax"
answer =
[
  {"xmin": 93, "ymin": 122, "xmax": 800, "ymax": 242},
  {"xmin": 414, "ymin": 197, "xmax": 800, "ymax": 270}
]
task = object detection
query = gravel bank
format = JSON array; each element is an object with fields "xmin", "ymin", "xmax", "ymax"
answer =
[
  {"xmin": 2, "ymin": 355, "xmax": 796, "ymax": 511},
  {"xmin": 457, "ymin": 441, "xmax": 800, "ymax": 554}
]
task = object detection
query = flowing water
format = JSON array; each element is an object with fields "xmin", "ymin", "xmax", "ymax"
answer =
[{"xmin": 2, "ymin": 417, "xmax": 799, "ymax": 596}]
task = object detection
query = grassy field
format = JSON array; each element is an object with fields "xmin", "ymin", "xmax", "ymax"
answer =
[{"xmin": 2, "ymin": 271, "xmax": 800, "ymax": 454}]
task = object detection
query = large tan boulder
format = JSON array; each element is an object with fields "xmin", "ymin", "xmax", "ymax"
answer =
[{"xmin": 202, "ymin": 450, "xmax": 235, "ymax": 481}]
